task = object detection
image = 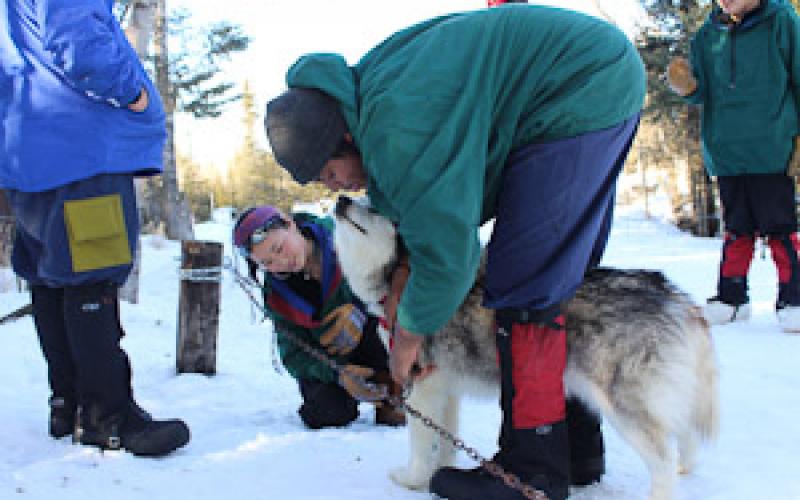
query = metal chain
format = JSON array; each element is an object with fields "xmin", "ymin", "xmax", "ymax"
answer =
[
  {"xmin": 225, "ymin": 260, "xmax": 549, "ymax": 500},
  {"xmin": 179, "ymin": 266, "xmax": 223, "ymax": 283}
]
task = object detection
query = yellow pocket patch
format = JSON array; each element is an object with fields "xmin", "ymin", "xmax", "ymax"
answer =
[{"xmin": 64, "ymin": 194, "xmax": 132, "ymax": 273}]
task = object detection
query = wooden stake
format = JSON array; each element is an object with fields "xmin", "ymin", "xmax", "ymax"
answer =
[{"xmin": 177, "ymin": 240, "xmax": 222, "ymax": 375}]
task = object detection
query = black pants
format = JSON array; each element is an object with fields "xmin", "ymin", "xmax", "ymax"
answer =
[
  {"xmin": 31, "ymin": 282, "xmax": 132, "ymax": 419},
  {"xmin": 716, "ymin": 175, "xmax": 800, "ymax": 306},
  {"xmin": 717, "ymin": 174, "xmax": 797, "ymax": 236},
  {"xmin": 297, "ymin": 317, "xmax": 388, "ymax": 429}
]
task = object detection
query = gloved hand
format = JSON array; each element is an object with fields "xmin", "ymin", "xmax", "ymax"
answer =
[
  {"xmin": 666, "ymin": 57, "xmax": 698, "ymax": 96},
  {"xmin": 788, "ymin": 136, "xmax": 800, "ymax": 177},
  {"xmin": 338, "ymin": 364, "xmax": 388, "ymax": 402},
  {"xmin": 320, "ymin": 304, "xmax": 366, "ymax": 356}
]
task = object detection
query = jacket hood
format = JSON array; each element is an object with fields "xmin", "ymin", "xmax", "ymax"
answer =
[{"xmin": 710, "ymin": 0, "xmax": 784, "ymax": 30}]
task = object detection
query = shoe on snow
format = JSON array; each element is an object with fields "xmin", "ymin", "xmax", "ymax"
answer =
[
  {"xmin": 430, "ymin": 465, "xmax": 568, "ymax": 500},
  {"xmin": 776, "ymin": 303, "xmax": 800, "ymax": 334},
  {"xmin": 704, "ymin": 297, "xmax": 750, "ymax": 325},
  {"xmin": 75, "ymin": 403, "xmax": 190, "ymax": 457},
  {"xmin": 49, "ymin": 396, "xmax": 76, "ymax": 439}
]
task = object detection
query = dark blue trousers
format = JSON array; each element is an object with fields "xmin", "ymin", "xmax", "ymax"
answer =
[
  {"xmin": 484, "ymin": 115, "xmax": 640, "ymax": 314},
  {"xmin": 8, "ymin": 173, "xmax": 138, "ymax": 287}
]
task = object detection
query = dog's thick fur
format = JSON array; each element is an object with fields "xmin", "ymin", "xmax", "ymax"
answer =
[{"xmin": 332, "ymin": 196, "xmax": 719, "ymax": 500}]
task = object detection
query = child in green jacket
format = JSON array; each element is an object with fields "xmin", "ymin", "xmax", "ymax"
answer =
[{"xmin": 668, "ymin": 0, "xmax": 800, "ymax": 333}]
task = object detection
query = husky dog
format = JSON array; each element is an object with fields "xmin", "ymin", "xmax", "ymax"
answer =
[{"xmin": 332, "ymin": 196, "xmax": 719, "ymax": 500}]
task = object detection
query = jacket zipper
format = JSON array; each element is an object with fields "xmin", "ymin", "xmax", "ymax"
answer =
[{"xmin": 729, "ymin": 27, "xmax": 737, "ymax": 89}]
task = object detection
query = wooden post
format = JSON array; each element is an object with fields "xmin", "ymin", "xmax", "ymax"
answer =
[{"xmin": 177, "ymin": 240, "xmax": 222, "ymax": 375}]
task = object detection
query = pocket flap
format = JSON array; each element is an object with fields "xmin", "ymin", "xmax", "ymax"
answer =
[{"xmin": 64, "ymin": 194, "xmax": 124, "ymax": 242}]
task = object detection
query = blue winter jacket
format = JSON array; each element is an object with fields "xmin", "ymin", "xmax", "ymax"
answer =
[{"xmin": 0, "ymin": 0, "xmax": 165, "ymax": 192}]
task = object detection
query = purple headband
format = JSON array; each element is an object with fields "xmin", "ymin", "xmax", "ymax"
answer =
[{"xmin": 232, "ymin": 206, "xmax": 282, "ymax": 248}]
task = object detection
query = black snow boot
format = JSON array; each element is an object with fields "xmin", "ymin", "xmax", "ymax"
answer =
[
  {"xmin": 75, "ymin": 402, "xmax": 190, "ymax": 457},
  {"xmin": 566, "ymin": 398, "xmax": 605, "ymax": 486},
  {"xmin": 48, "ymin": 396, "xmax": 77, "ymax": 439},
  {"xmin": 30, "ymin": 285, "xmax": 78, "ymax": 438},
  {"xmin": 429, "ymin": 422, "xmax": 570, "ymax": 500}
]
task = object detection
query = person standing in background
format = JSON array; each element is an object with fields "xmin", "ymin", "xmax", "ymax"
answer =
[{"xmin": 667, "ymin": 0, "xmax": 800, "ymax": 333}]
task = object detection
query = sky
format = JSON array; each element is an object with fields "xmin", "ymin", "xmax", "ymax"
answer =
[
  {"xmin": 168, "ymin": 0, "xmax": 647, "ymax": 171},
  {"xmin": 2, "ymin": 203, "xmax": 799, "ymax": 500}
]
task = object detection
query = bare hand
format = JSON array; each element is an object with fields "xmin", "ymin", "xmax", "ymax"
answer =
[
  {"xmin": 389, "ymin": 324, "xmax": 427, "ymax": 386},
  {"xmin": 128, "ymin": 88, "xmax": 148, "ymax": 112},
  {"xmin": 384, "ymin": 261, "xmax": 410, "ymax": 332},
  {"xmin": 789, "ymin": 136, "xmax": 800, "ymax": 177}
]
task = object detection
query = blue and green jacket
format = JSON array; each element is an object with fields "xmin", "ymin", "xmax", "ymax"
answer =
[{"xmin": 260, "ymin": 214, "xmax": 366, "ymax": 383}]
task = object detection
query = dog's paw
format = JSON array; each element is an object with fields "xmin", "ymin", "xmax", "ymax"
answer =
[{"xmin": 389, "ymin": 467, "xmax": 431, "ymax": 491}]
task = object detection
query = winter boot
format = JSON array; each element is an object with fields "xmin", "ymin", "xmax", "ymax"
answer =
[
  {"xmin": 429, "ymin": 423, "xmax": 570, "ymax": 500},
  {"xmin": 31, "ymin": 285, "xmax": 78, "ymax": 438},
  {"xmin": 75, "ymin": 402, "xmax": 190, "ymax": 457},
  {"xmin": 372, "ymin": 371, "xmax": 406, "ymax": 427},
  {"xmin": 706, "ymin": 234, "xmax": 753, "ymax": 325},
  {"xmin": 776, "ymin": 291, "xmax": 800, "ymax": 334},
  {"xmin": 48, "ymin": 396, "xmax": 77, "ymax": 439},
  {"xmin": 430, "ymin": 313, "xmax": 570, "ymax": 500},
  {"xmin": 704, "ymin": 297, "xmax": 751, "ymax": 325},
  {"xmin": 771, "ymin": 235, "xmax": 800, "ymax": 334},
  {"xmin": 705, "ymin": 275, "xmax": 750, "ymax": 325},
  {"xmin": 566, "ymin": 398, "xmax": 604, "ymax": 486}
]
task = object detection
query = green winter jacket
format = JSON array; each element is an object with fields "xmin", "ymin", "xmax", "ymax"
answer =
[
  {"xmin": 262, "ymin": 214, "xmax": 363, "ymax": 384},
  {"xmin": 287, "ymin": 5, "xmax": 645, "ymax": 335},
  {"xmin": 685, "ymin": 0, "xmax": 800, "ymax": 176}
]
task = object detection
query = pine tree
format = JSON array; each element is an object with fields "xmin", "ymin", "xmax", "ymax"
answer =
[{"xmin": 177, "ymin": 152, "xmax": 213, "ymax": 222}]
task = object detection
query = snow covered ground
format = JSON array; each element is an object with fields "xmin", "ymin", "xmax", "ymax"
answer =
[{"xmin": 1, "ymin": 206, "xmax": 799, "ymax": 500}]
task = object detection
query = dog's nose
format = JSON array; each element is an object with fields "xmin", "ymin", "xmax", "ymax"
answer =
[{"xmin": 334, "ymin": 196, "xmax": 353, "ymax": 218}]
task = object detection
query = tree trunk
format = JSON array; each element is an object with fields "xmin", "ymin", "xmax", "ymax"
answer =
[
  {"xmin": 687, "ymin": 106, "xmax": 719, "ymax": 236},
  {"xmin": 119, "ymin": 3, "xmax": 158, "ymax": 304},
  {"xmin": 155, "ymin": 0, "xmax": 194, "ymax": 241},
  {"xmin": 123, "ymin": 0, "xmax": 156, "ymax": 55}
]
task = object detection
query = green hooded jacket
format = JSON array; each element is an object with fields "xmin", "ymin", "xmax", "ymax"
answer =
[
  {"xmin": 286, "ymin": 5, "xmax": 645, "ymax": 335},
  {"xmin": 685, "ymin": 0, "xmax": 800, "ymax": 176}
]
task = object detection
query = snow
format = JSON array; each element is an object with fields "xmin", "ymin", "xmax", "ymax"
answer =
[{"xmin": 2, "ymin": 206, "xmax": 799, "ymax": 500}]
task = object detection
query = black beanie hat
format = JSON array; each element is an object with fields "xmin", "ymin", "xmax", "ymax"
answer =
[{"xmin": 265, "ymin": 87, "xmax": 347, "ymax": 185}]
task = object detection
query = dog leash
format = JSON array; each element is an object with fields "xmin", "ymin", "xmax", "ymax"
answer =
[{"xmin": 225, "ymin": 259, "xmax": 550, "ymax": 500}]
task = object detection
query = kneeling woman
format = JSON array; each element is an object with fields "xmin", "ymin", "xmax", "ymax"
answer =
[{"xmin": 233, "ymin": 206, "xmax": 405, "ymax": 429}]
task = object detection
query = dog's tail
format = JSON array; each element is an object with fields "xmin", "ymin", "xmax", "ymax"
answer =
[{"xmin": 690, "ymin": 309, "xmax": 720, "ymax": 444}]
